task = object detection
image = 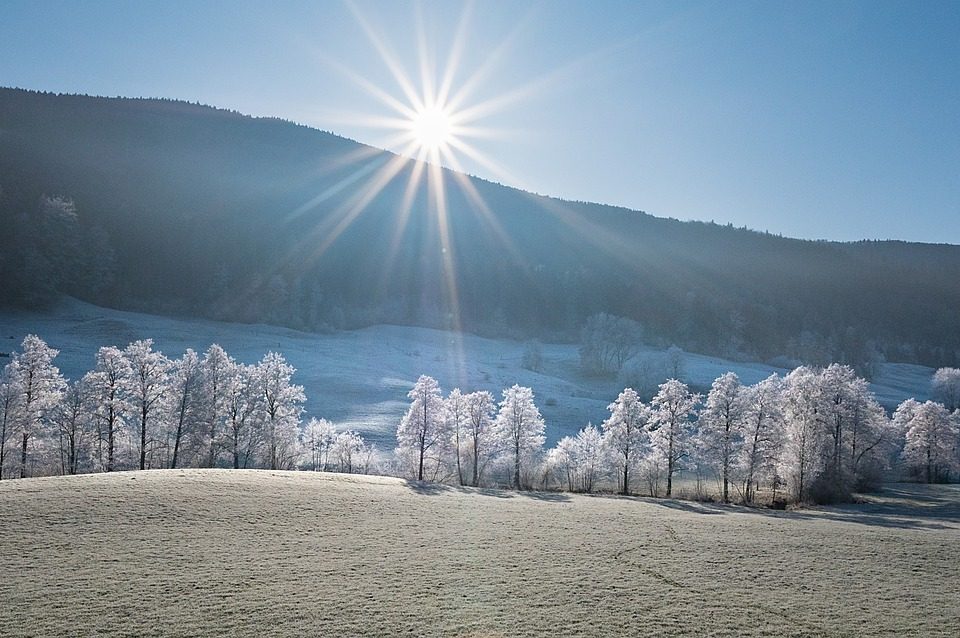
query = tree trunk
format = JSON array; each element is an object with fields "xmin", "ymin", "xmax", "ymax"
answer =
[
  {"xmin": 107, "ymin": 397, "xmax": 116, "ymax": 472},
  {"xmin": 514, "ymin": 436, "xmax": 521, "ymax": 490},
  {"xmin": 139, "ymin": 403, "xmax": 148, "ymax": 470},
  {"xmin": 417, "ymin": 438, "xmax": 425, "ymax": 481},
  {"xmin": 0, "ymin": 412, "xmax": 7, "ymax": 480},
  {"xmin": 666, "ymin": 429, "xmax": 674, "ymax": 497},
  {"xmin": 171, "ymin": 399, "xmax": 188, "ymax": 469},
  {"xmin": 455, "ymin": 429, "xmax": 464, "ymax": 486},
  {"xmin": 622, "ymin": 462, "xmax": 629, "ymax": 496},
  {"xmin": 20, "ymin": 430, "xmax": 28, "ymax": 479},
  {"xmin": 233, "ymin": 431, "xmax": 240, "ymax": 470},
  {"xmin": 107, "ymin": 420, "xmax": 115, "ymax": 472},
  {"xmin": 68, "ymin": 431, "xmax": 77, "ymax": 475},
  {"xmin": 207, "ymin": 417, "xmax": 218, "ymax": 468},
  {"xmin": 269, "ymin": 416, "xmax": 277, "ymax": 470},
  {"xmin": 472, "ymin": 440, "xmax": 479, "ymax": 487}
]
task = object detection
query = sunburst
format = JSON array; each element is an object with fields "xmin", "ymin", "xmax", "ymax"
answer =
[{"xmin": 281, "ymin": 2, "xmax": 556, "ymax": 385}]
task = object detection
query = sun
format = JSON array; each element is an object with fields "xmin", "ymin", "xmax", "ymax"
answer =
[{"xmin": 409, "ymin": 104, "xmax": 454, "ymax": 154}]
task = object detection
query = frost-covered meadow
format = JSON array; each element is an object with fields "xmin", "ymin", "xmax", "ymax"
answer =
[{"xmin": 1, "ymin": 470, "xmax": 957, "ymax": 637}]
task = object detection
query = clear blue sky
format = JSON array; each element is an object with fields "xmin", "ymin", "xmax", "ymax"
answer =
[{"xmin": 1, "ymin": 0, "xmax": 958, "ymax": 243}]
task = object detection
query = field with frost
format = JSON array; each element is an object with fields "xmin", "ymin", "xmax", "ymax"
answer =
[
  {"xmin": 1, "ymin": 470, "xmax": 958, "ymax": 637},
  {"xmin": 0, "ymin": 298, "xmax": 934, "ymax": 446}
]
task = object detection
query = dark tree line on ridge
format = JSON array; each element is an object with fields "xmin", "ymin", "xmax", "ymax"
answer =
[{"xmin": 2, "ymin": 88, "xmax": 960, "ymax": 374}]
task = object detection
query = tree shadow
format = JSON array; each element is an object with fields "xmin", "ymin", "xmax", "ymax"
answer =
[
  {"xmin": 590, "ymin": 486, "xmax": 960, "ymax": 530},
  {"xmin": 783, "ymin": 510, "xmax": 955, "ymax": 531},
  {"xmin": 402, "ymin": 480, "xmax": 956, "ymax": 529},
  {"xmin": 646, "ymin": 499, "xmax": 731, "ymax": 515},
  {"xmin": 402, "ymin": 480, "xmax": 571, "ymax": 502}
]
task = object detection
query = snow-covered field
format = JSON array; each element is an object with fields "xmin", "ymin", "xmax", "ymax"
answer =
[
  {"xmin": 0, "ymin": 298, "xmax": 934, "ymax": 446},
  {"xmin": 1, "ymin": 470, "xmax": 957, "ymax": 637}
]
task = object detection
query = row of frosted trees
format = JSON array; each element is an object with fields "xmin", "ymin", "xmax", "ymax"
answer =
[
  {"xmin": 396, "ymin": 368, "xmax": 960, "ymax": 503},
  {"xmin": 4, "ymin": 334, "xmax": 958, "ymax": 504},
  {"xmin": 0, "ymin": 335, "xmax": 373, "ymax": 479}
]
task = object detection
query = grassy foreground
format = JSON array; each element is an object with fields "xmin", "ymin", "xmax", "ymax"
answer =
[{"xmin": 1, "ymin": 471, "xmax": 958, "ymax": 637}]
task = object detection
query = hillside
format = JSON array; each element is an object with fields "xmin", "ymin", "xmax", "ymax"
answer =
[
  {"xmin": 1, "ymin": 470, "xmax": 957, "ymax": 637},
  {"xmin": 0, "ymin": 298, "xmax": 934, "ymax": 447},
  {"xmin": 2, "ymin": 88, "xmax": 960, "ymax": 370}
]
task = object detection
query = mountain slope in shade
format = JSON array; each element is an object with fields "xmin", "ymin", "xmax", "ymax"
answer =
[{"xmin": 1, "ymin": 87, "xmax": 958, "ymax": 369}]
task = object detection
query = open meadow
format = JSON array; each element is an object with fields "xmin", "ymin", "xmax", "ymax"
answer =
[{"xmin": 1, "ymin": 470, "xmax": 958, "ymax": 637}]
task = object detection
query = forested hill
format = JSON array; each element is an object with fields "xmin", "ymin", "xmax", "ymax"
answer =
[{"xmin": 1, "ymin": 87, "xmax": 958, "ymax": 370}]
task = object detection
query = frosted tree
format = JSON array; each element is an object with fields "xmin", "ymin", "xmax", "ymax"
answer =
[
  {"xmin": 495, "ymin": 384, "xmax": 545, "ymax": 489},
  {"xmin": 818, "ymin": 364, "xmax": 861, "ymax": 496},
  {"xmin": 601, "ymin": 387, "xmax": 651, "ymax": 495},
  {"xmin": 810, "ymin": 364, "xmax": 894, "ymax": 498},
  {"xmin": 84, "ymin": 346, "xmax": 133, "ymax": 472},
  {"xmin": 254, "ymin": 352, "xmax": 305, "ymax": 470},
  {"xmin": 396, "ymin": 375, "xmax": 448, "ymax": 481},
  {"xmin": 124, "ymin": 339, "xmax": 171, "ymax": 470},
  {"xmin": 649, "ymin": 379, "xmax": 699, "ymax": 497},
  {"xmin": 223, "ymin": 363, "xmax": 260, "ymax": 469},
  {"xmin": 331, "ymin": 430, "xmax": 366, "ymax": 473},
  {"xmin": 544, "ymin": 443, "xmax": 575, "ymax": 491},
  {"xmin": 931, "ymin": 368, "xmax": 960, "ymax": 411},
  {"xmin": 464, "ymin": 390, "xmax": 496, "ymax": 486},
  {"xmin": 545, "ymin": 427, "xmax": 607, "ymax": 493},
  {"xmin": 5, "ymin": 335, "xmax": 66, "ymax": 478},
  {"xmin": 304, "ymin": 417, "xmax": 337, "ymax": 471},
  {"xmin": 572, "ymin": 424, "xmax": 606, "ymax": 492},
  {"xmin": 167, "ymin": 349, "xmax": 202, "ymax": 469},
  {"xmin": 780, "ymin": 367, "xmax": 823, "ymax": 501},
  {"xmin": 891, "ymin": 398, "xmax": 921, "ymax": 438},
  {"xmin": 898, "ymin": 400, "xmax": 958, "ymax": 483},
  {"xmin": 696, "ymin": 372, "xmax": 744, "ymax": 502},
  {"xmin": 844, "ymin": 377, "xmax": 893, "ymax": 489},
  {"xmin": 738, "ymin": 374, "xmax": 784, "ymax": 503},
  {"xmin": 0, "ymin": 374, "xmax": 20, "ymax": 479},
  {"xmin": 51, "ymin": 378, "xmax": 92, "ymax": 475},
  {"xmin": 200, "ymin": 344, "xmax": 233, "ymax": 467},
  {"xmin": 446, "ymin": 388, "xmax": 469, "ymax": 484},
  {"xmin": 579, "ymin": 313, "xmax": 643, "ymax": 375}
]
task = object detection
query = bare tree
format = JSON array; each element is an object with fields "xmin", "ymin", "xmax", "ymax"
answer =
[
  {"xmin": 5, "ymin": 335, "xmax": 66, "ymax": 478},
  {"xmin": 579, "ymin": 313, "xmax": 643, "ymax": 376},
  {"xmin": 495, "ymin": 385, "xmax": 545, "ymax": 489},
  {"xmin": 396, "ymin": 375, "xmax": 448, "ymax": 481},
  {"xmin": 649, "ymin": 380, "xmax": 699, "ymax": 497},
  {"xmin": 601, "ymin": 387, "xmax": 651, "ymax": 495},
  {"xmin": 84, "ymin": 346, "xmax": 133, "ymax": 472},
  {"xmin": 124, "ymin": 340, "xmax": 171, "ymax": 470}
]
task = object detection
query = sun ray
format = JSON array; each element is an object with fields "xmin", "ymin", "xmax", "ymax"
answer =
[
  {"xmin": 436, "ymin": 0, "xmax": 472, "ymax": 107},
  {"xmin": 278, "ymin": 1, "xmax": 605, "ymax": 358},
  {"xmin": 375, "ymin": 153, "xmax": 429, "ymax": 296},
  {"xmin": 443, "ymin": 4, "xmax": 542, "ymax": 114},
  {"xmin": 346, "ymin": 1, "xmax": 424, "ymax": 112},
  {"xmin": 442, "ymin": 154, "xmax": 529, "ymax": 275},
  {"xmin": 414, "ymin": 2, "xmax": 436, "ymax": 112},
  {"xmin": 443, "ymin": 135, "xmax": 528, "ymax": 190},
  {"xmin": 310, "ymin": 47, "xmax": 417, "ymax": 119},
  {"xmin": 285, "ymin": 155, "xmax": 388, "ymax": 222},
  {"xmin": 426, "ymin": 158, "xmax": 469, "ymax": 385}
]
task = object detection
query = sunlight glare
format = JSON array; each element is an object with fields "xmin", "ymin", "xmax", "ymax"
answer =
[{"xmin": 409, "ymin": 104, "xmax": 454, "ymax": 153}]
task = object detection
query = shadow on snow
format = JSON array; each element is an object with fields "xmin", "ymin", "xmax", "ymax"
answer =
[{"xmin": 402, "ymin": 480, "xmax": 572, "ymax": 502}]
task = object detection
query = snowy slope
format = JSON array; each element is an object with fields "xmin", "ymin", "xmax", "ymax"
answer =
[{"xmin": 0, "ymin": 299, "xmax": 934, "ymax": 446}]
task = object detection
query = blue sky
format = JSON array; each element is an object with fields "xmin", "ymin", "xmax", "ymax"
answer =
[{"xmin": 1, "ymin": 0, "xmax": 958, "ymax": 243}]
